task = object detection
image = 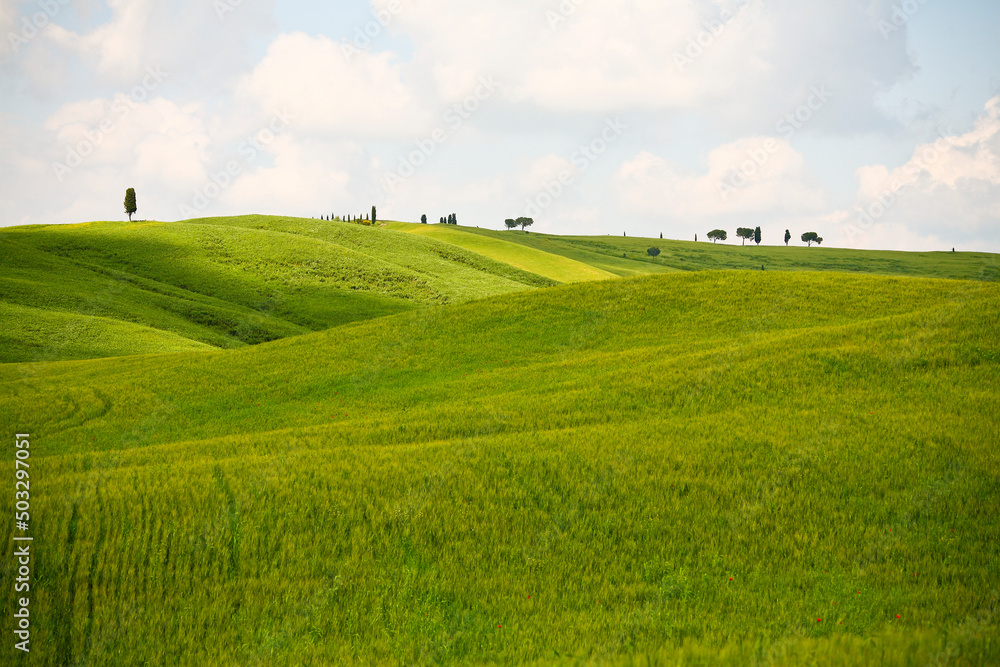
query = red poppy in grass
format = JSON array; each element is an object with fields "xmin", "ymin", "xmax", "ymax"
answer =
[
  {"xmin": 817, "ymin": 618, "xmax": 822, "ymax": 623},
  {"xmin": 896, "ymin": 614, "xmax": 900, "ymax": 619},
  {"xmin": 729, "ymin": 578, "xmax": 733, "ymax": 581},
  {"xmin": 498, "ymin": 624, "xmax": 501, "ymax": 628}
]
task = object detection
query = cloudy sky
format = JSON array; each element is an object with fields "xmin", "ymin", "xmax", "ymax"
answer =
[{"xmin": 1, "ymin": 0, "xmax": 998, "ymax": 251}]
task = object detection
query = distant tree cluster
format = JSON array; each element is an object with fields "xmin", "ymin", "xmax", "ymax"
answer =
[
  {"xmin": 505, "ymin": 217, "xmax": 533, "ymax": 232},
  {"xmin": 324, "ymin": 206, "xmax": 380, "ymax": 226},
  {"xmin": 703, "ymin": 227, "xmax": 822, "ymax": 247},
  {"xmin": 439, "ymin": 213, "xmax": 458, "ymax": 225}
]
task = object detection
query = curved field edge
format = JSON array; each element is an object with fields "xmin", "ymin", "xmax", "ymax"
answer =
[
  {"xmin": 0, "ymin": 271, "xmax": 998, "ymax": 665},
  {"xmin": 387, "ymin": 221, "xmax": 618, "ymax": 284}
]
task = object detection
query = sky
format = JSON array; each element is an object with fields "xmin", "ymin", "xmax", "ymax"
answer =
[{"xmin": 1, "ymin": 0, "xmax": 998, "ymax": 251}]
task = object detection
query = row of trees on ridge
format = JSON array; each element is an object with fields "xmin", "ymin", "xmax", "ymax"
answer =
[{"xmin": 706, "ymin": 227, "xmax": 823, "ymax": 247}]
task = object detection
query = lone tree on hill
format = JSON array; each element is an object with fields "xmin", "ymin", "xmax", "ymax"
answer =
[
  {"xmin": 801, "ymin": 232, "xmax": 823, "ymax": 247},
  {"xmin": 516, "ymin": 217, "xmax": 534, "ymax": 232},
  {"xmin": 754, "ymin": 226, "xmax": 761, "ymax": 246},
  {"xmin": 124, "ymin": 188, "xmax": 137, "ymax": 222},
  {"xmin": 737, "ymin": 227, "xmax": 755, "ymax": 246},
  {"xmin": 784, "ymin": 229, "xmax": 791, "ymax": 246},
  {"xmin": 707, "ymin": 229, "xmax": 727, "ymax": 243},
  {"xmin": 505, "ymin": 218, "xmax": 518, "ymax": 230},
  {"xmin": 372, "ymin": 206, "xmax": 377, "ymax": 224},
  {"xmin": 647, "ymin": 247, "xmax": 661, "ymax": 257}
]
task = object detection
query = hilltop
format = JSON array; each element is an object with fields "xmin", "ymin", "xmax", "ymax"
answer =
[{"xmin": 392, "ymin": 222, "xmax": 1000, "ymax": 281}]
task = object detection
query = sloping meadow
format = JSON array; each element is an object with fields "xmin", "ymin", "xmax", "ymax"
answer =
[
  {"xmin": 1, "ymin": 271, "xmax": 998, "ymax": 665},
  {"xmin": 0, "ymin": 216, "xmax": 556, "ymax": 362}
]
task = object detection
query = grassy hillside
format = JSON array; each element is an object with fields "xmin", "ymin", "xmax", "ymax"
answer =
[
  {"xmin": 2, "ymin": 271, "xmax": 998, "ymax": 665},
  {"xmin": 0, "ymin": 301, "xmax": 213, "ymax": 363},
  {"xmin": 0, "ymin": 216, "xmax": 555, "ymax": 363},
  {"xmin": 387, "ymin": 222, "xmax": 617, "ymax": 283},
  {"xmin": 456, "ymin": 226, "xmax": 1000, "ymax": 281}
]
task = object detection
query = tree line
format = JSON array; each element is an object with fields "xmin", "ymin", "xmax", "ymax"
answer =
[{"xmin": 706, "ymin": 227, "xmax": 823, "ymax": 247}]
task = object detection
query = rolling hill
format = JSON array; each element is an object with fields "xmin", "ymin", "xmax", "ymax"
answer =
[
  {"xmin": 3, "ymin": 216, "xmax": 996, "ymax": 366},
  {"xmin": 2, "ymin": 269, "xmax": 998, "ymax": 665},
  {"xmin": 0, "ymin": 216, "xmax": 555, "ymax": 363},
  {"xmin": 423, "ymin": 224, "xmax": 1000, "ymax": 281},
  {"xmin": 386, "ymin": 222, "xmax": 619, "ymax": 283}
]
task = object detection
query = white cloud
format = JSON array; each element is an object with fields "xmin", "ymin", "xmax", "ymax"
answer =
[
  {"xmin": 613, "ymin": 138, "xmax": 827, "ymax": 220},
  {"xmin": 45, "ymin": 94, "xmax": 209, "ymax": 186},
  {"xmin": 44, "ymin": 0, "xmax": 275, "ymax": 86},
  {"xmin": 517, "ymin": 153, "xmax": 576, "ymax": 193},
  {"xmin": 236, "ymin": 32, "xmax": 429, "ymax": 139},
  {"xmin": 838, "ymin": 96, "xmax": 1000, "ymax": 249},
  {"xmin": 392, "ymin": 0, "xmax": 915, "ymax": 134},
  {"xmin": 218, "ymin": 135, "xmax": 353, "ymax": 216}
]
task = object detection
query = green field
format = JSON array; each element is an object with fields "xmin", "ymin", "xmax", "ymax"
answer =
[
  {"xmin": 1, "ymin": 218, "xmax": 999, "ymax": 665},
  {"xmin": 0, "ymin": 216, "xmax": 554, "ymax": 363},
  {"xmin": 448, "ymin": 226, "xmax": 1000, "ymax": 281},
  {"xmin": 387, "ymin": 222, "xmax": 618, "ymax": 283}
]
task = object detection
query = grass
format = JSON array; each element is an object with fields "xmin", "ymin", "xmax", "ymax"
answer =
[
  {"xmin": 0, "ymin": 216, "xmax": 555, "ymax": 362},
  {"xmin": 1, "ymin": 269, "xmax": 998, "ymax": 665},
  {"xmin": 387, "ymin": 222, "xmax": 617, "ymax": 283},
  {"xmin": 0, "ymin": 301, "xmax": 213, "ymax": 363},
  {"xmin": 456, "ymin": 226, "xmax": 1000, "ymax": 281}
]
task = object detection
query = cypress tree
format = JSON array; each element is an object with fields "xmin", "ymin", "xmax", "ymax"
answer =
[{"xmin": 124, "ymin": 188, "xmax": 137, "ymax": 222}]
